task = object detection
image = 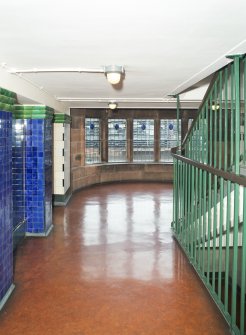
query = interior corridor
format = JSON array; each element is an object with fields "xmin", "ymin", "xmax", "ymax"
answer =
[{"xmin": 0, "ymin": 183, "xmax": 230, "ymax": 335}]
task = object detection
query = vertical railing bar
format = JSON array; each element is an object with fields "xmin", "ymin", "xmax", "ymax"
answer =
[
  {"xmin": 224, "ymin": 180, "xmax": 231, "ymax": 313},
  {"xmin": 209, "ymin": 94, "xmax": 213, "ymax": 166},
  {"xmin": 224, "ymin": 64, "xmax": 231, "ymax": 313},
  {"xmin": 224, "ymin": 67, "xmax": 228, "ymax": 171},
  {"xmin": 231, "ymin": 55, "xmax": 241, "ymax": 328},
  {"xmin": 212, "ymin": 175, "xmax": 218, "ymax": 292},
  {"xmin": 186, "ymin": 164, "xmax": 190, "ymax": 252},
  {"xmin": 202, "ymin": 113, "xmax": 205, "ymax": 163},
  {"xmin": 240, "ymin": 57, "xmax": 246, "ymax": 334},
  {"xmin": 218, "ymin": 176, "xmax": 224, "ymax": 301},
  {"xmin": 180, "ymin": 161, "xmax": 183, "ymax": 240},
  {"xmin": 219, "ymin": 70, "xmax": 223, "ymax": 169},
  {"xmin": 207, "ymin": 172, "xmax": 212, "ymax": 285},
  {"xmin": 179, "ymin": 161, "xmax": 183, "ymax": 236},
  {"xmin": 212, "ymin": 78, "xmax": 218, "ymax": 292},
  {"xmin": 240, "ymin": 187, "xmax": 246, "ymax": 334},
  {"xmin": 198, "ymin": 166, "xmax": 203, "ymax": 270},
  {"xmin": 230, "ymin": 62, "xmax": 235, "ymax": 170},
  {"xmin": 214, "ymin": 80, "xmax": 218, "ymax": 169},
  {"xmin": 176, "ymin": 95, "xmax": 180, "ymax": 147},
  {"xmin": 194, "ymin": 166, "xmax": 198, "ymax": 265},
  {"xmin": 231, "ymin": 182, "xmax": 239, "ymax": 327},
  {"xmin": 177, "ymin": 160, "xmax": 181, "ymax": 236},
  {"xmin": 218, "ymin": 69, "xmax": 223, "ymax": 301},
  {"xmin": 202, "ymin": 106, "xmax": 207, "ymax": 276},
  {"xmin": 198, "ymin": 116, "xmax": 201, "ymax": 162},
  {"xmin": 234, "ymin": 57, "xmax": 241, "ymax": 174},
  {"xmin": 187, "ymin": 164, "xmax": 191, "ymax": 255},
  {"xmin": 244, "ymin": 57, "xmax": 246, "ymax": 165},
  {"xmin": 173, "ymin": 159, "xmax": 176, "ymax": 232},
  {"xmin": 205, "ymin": 101, "xmax": 209, "ymax": 165},
  {"xmin": 183, "ymin": 161, "xmax": 186, "ymax": 246},
  {"xmin": 202, "ymin": 169, "xmax": 207, "ymax": 277},
  {"xmin": 183, "ymin": 162, "xmax": 186, "ymax": 248},
  {"xmin": 197, "ymin": 118, "xmax": 200, "ymax": 162},
  {"xmin": 191, "ymin": 166, "xmax": 195, "ymax": 260}
]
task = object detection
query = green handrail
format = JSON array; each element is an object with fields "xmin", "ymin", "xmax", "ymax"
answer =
[{"xmin": 172, "ymin": 54, "xmax": 246, "ymax": 335}]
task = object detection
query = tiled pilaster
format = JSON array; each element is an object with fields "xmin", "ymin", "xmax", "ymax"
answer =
[
  {"xmin": 53, "ymin": 114, "xmax": 72, "ymax": 206},
  {"xmin": 0, "ymin": 87, "xmax": 15, "ymax": 310},
  {"xmin": 12, "ymin": 118, "xmax": 26, "ymax": 248},
  {"xmin": 14, "ymin": 105, "xmax": 54, "ymax": 236}
]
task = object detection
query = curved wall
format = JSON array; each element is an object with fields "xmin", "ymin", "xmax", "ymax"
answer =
[{"xmin": 72, "ymin": 163, "xmax": 173, "ymax": 191}]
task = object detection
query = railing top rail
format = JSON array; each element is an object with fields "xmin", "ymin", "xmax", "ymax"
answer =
[{"xmin": 172, "ymin": 150, "xmax": 246, "ymax": 187}]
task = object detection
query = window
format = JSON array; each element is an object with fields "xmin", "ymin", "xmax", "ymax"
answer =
[
  {"xmin": 85, "ymin": 118, "xmax": 101, "ymax": 164},
  {"xmin": 108, "ymin": 119, "xmax": 127, "ymax": 162},
  {"xmin": 160, "ymin": 119, "xmax": 181, "ymax": 162},
  {"xmin": 133, "ymin": 119, "xmax": 154, "ymax": 162}
]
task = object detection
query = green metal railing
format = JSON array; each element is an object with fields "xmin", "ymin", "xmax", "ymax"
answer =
[{"xmin": 172, "ymin": 54, "xmax": 246, "ymax": 335}]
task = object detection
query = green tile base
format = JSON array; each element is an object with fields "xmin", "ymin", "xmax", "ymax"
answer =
[{"xmin": 53, "ymin": 188, "xmax": 72, "ymax": 206}]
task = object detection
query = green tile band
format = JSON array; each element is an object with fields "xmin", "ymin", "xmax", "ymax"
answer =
[
  {"xmin": 15, "ymin": 105, "xmax": 53, "ymax": 111},
  {"xmin": 0, "ymin": 87, "xmax": 16, "ymax": 99},
  {"xmin": 0, "ymin": 95, "xmax": 16, "ymax": 105},
  {"xmin": 13, "ymin": 105, "xmax": 54, "ymax": 119},
  {"xmin": 0, "ymin": 102, "xmax": 15, "ymax": 112},
  {"xmin": 53, "ymin": 113, "xmax": 72, "ymax": 124},
  {"xmin": 0, "ymin": 87, "xmax": 17, "ymax": 111}
]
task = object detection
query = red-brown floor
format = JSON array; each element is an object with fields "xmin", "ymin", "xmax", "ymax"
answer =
[{"xmin": 0, "ymin": 183, "xmax": 230, "ymax": 335}]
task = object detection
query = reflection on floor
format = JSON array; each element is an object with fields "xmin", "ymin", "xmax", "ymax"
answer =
[{"xmin": 0, "ymin": 183, "xmax": 230, "ymax": 335}]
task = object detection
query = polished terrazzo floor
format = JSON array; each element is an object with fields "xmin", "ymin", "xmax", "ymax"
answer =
[{"xmin": 0, "ymin": 183, "xmax": 230, "ymax": 335}]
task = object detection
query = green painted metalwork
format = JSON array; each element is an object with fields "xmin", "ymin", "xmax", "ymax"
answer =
[
  {"xmin": 172, "ymin": 54, "xmax": 246, "ymax": 335},
  {"xmin": 176, "ymin": 95, "xmax": 180, "ymax": 147},
  {"xmin": 241, "ymin": 187, "xmax": 246, "ymax": 333}
]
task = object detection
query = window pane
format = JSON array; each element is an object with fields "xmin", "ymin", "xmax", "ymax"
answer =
[
  {"xmin": 133, "ymin": 119, "xmax": 154, "ymax": 162},
  {"xmin": 108, "ymin": 119, "xmax": 127, "ymax": 162},
  {"xmin": 160, "ymin": 119, "xmax": 181, "ymax": 163},
  {"xmin": 85, "ymin": 118, "xmax": 101, "ymax": 164}
]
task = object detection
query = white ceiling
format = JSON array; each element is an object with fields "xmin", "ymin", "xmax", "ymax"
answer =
[{"xmin": 0, "ymin": 0, "xmax": 246, "ymax": 110}]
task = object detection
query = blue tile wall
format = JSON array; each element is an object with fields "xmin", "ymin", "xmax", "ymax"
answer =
[
  {"xmin": 24, "ymin": 118, "xmax": 52, "ymax": 234},
  {"xmin": 0, "ymin": 110, "xmax": 13, "ymax": 302},
  {"xmin": 12, "ymin": 119, "xmax": 25, "ymax": 229},
  {"xmin": 44, "ymin": 118, "xmax": 53, "ymax": 232}
]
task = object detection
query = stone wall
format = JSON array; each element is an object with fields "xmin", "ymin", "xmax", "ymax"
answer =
[{"xmin": 72, "ymin": 163, "xmax": 173, "ymax": 191}]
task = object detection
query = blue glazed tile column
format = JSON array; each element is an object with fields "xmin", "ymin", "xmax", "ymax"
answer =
[
  {"xmin": 0, "ymin": 87, "xmax": 15, "ymax": 310},
  {"xmin": 12, "ymin": 118, "xmax": 26, "ymax": 249},
  {"xmin": 14, "ymin": 106, "xmax": 54, "ymax": 236}
]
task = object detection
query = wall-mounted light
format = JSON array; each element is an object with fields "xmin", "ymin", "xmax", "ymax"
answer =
[
  {"xmin": 108, "ymin": 101, "xmax": 118, "ymax": 110},
  {"xmin": 104, "ymin": 65, "xmax": 125, "ymax": 85}
]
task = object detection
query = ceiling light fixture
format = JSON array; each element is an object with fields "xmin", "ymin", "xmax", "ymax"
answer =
[
  {"xmin": 108, "ymin": 101, "xmax": 118, "ymax": 110},
  {"xmin": 9, "ymin": 64, "xmax": 125, "ymax": 85},
  {"xmin": 104, "ymin": 65, "xmax": 124, "ymax": 85}
]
